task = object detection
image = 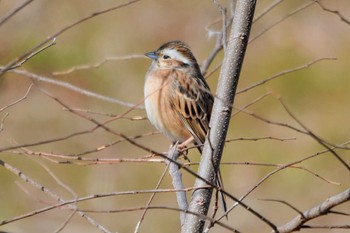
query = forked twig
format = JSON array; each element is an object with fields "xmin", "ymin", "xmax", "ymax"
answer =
[{"xmin": 276, "ymin": 188, "xmax": 350, "ymax": 233}]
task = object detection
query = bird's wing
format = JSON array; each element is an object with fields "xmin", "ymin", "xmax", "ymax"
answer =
[{"xmin": 170, "ymin": 69, "xmax": 213, "ymax": 145}]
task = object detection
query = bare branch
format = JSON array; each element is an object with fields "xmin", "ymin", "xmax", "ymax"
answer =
[
  {"xmin": 279, "ymin": 99, "xmax": 350, "ymax": 171},
  {"xmin": 0, "ymin": 159, "xmax": 112, "ymax": 233},
  {"xmin": 259, "ymin": 199, "xmax": 304, "ymax": 216},
  {"xmin": 12, "ymin": 148, "xmax": 164, "ymax": 165},
  {"xmin": 302, "ymin": 225, "xmax": 350, "ymax": 229},
  {"xmin": 236, "ymin": 107, "xmax": 308, "ymax": 135},
  {"xmin": 276, "ymin": 188, "xmax": 350, "ymax": 233},
  {"xmin": 0, "ymin": 84, "xmax": 33, "ymax": 112},
  {"xmin": 4, "ymin": 69, "xmax": 141, "ymax": 108},
  {"xmin": 0, "ymin": 184, "xmax": 208, "ymax": 226},
  {"xmin": 0, "ymin": 112, "xmax": 9, "ymax": 133},
  {"xmin": 249, "ymin": 1, "xmax": 315, "ymax": 43},
  {"xmin": 221, "ymin": 160, "xmax": 339, "ymax": 185},
  {"xmin": 167, "ymin": 146, "xmax": 188, "ymax": 225},
  {"xmin": 52, "ymin": 54, "xmax": 145, "ymax": 76},
  {"xmin": 201, "ymin": 33, "xmax": 223, "ymax": 76},
  {"xmin": 7, "ymin": 38, "xmax": 57, "ymax": 70},
  {"xmin": 54, "ymin": 209, "xmax": 77, "ymax": 233},
  {"xmin": 0, "ymin": 0, "xmax": 34, "ymax": 27},
  {"xmin": 237, "ymin": 57, "xmax": 337, "ymax": 94},
  {"xmin": 134, "ymin": 163, "xmax": 170, "ymax": 233},
  {"xmin": 83, "ymin": 205, "xmax": 239, "ymax": 232},
  {"xmin": 0, "ymin": 0, "xmax": 141, "ymax": 76},
  {"xmin": 232, "ymin": 91, "xmax": 272, "ymax": 117},
  {"xmin": 253, "ymin": 0, "xmax": 284, "ymax": 23},
  {"xmin": 315, "ymin": 0, "xmax": 350, "ymax": 25}
]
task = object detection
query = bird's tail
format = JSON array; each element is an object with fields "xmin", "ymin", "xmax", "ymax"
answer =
[
  {"xmin": 216, "ymin": 168, "xmax": 228, "ymax": 219},
  {"xmin": 196, "ymin": 143, "xmax": 228, "ymax": 217}
]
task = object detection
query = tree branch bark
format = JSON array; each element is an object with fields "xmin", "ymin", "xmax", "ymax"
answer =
[
  {"xmin": 275, "ymin": 188, "xmax": 350, "ymax": 233},
  {"xmin": 181, "ymin": 1, "xmax": 256, "ymax": 232}
]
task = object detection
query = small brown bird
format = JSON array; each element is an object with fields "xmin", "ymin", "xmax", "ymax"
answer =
[
  {"xmin": 144, "ymin": 41, "xmax": 213, "ymax": 149},
  {"xmin": 144, "ymin": 41, "xmax": 226, "ymax": 212}
]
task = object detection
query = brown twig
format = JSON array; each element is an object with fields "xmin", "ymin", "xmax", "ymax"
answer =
[
  {"xmin": 7, "ymin": 38, "xmax": 57, "ymax": 70},
  {"xmin": 249, "ymin": 1, "xmax": 315, "ymax": 43},
  {"xmin": 0, "ymin": 159, "xmax": 112, "ymax": 233},
  {"xmin": 0, "ymin": 84, "xmax": 34, "ymax": 112},
  {"xmin": 52, "ymin": 54, "xmax": 145, "ymax": 76},
  {"xmin": 4, "ymin": 69, "xmax": 141, "ymax": 108},
  {"xmin": 237, "ymin": 57, "xmax": 337, "ymax": 94},
  {"xmin": 134, "ymin": 162, "xmax": 171, "ymax": 233},
  {"xmin": 315, "ymin": 0, "xmax": 350, "ymax": 25},
  {"xmin": 0, "ymin": 0, "xmax": 34, "ymax": 27},
  {"xmin": 0, "ymin": 112, "xmax": 9, "ymax": 133},
  {"xmin": 84, "ymin": 205, "xmax": 240, "ymax": 232},
  {"xmin": 279, "ymin": 98, "xmax": 350, "ymax": 171},
  {"xmin": 253, "ymin": 0, "xmax": 284, "ymax": 23},
  {"xmin": 0, "ymin": 185, "xmax": 208, "ymax": 226}
]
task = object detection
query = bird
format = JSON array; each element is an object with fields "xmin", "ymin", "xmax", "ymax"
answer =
[{"xmin": 144, "ymin": 40, "xmax": 227, "ymax": 213}]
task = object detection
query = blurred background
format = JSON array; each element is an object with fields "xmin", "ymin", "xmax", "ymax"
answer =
[{"xmin": 0, "ymin": 0, "xmax": 349, "ymax": 232}]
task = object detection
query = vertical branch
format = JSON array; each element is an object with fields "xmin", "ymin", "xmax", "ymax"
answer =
[
  {"xmin": 167, "ymin": 146, "xmax": 188, "ymax": 225},
  {"xmin": 181, "ymin": 1, "xmax": 256, "ymax": 232}
]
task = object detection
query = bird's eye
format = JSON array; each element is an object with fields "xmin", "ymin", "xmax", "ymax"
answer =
[{"xmin": 163, "ymin": 55, "xmax": 170, "ymax": 59}]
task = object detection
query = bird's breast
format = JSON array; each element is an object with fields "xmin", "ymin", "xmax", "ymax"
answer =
[{"xmin": 144, "ymin": 70, "xmax": 191, "ymax": 143}]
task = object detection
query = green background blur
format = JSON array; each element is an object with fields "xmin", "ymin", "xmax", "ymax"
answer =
[{"xmin": 0, "ymin": 0, "xmax": 349, "ymax": 232}]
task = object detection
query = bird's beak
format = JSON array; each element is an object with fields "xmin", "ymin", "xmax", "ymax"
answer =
[{"xmin": 145, "ymin": 51, "xmax": 157, "ymax": 60}]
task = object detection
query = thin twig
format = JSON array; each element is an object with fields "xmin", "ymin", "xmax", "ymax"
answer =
[
  {"xmin": 225, "ymin": 136, "xmax": 295, "ymax": 142},
  {"xmin": 54, "ymin": 209, "xmax": 77, "ymax": 233},
  {"xmin": 236, "ymin": 107, "xmax": 308, "ymax": 135},
  {"xmin": 0, "ymin": 112, "xmax": 9, "ymax": 133},
  {"xmin": 279, "ymin": 99, "xmax": 350, "ymax": 171},
  {"xmin": 134, "ymin": 161, "xmax": 170, "ymax": 233},
  {"xmin": 232, "ymin": 91, "xmax": 272, "ymax": 117},
  {"xmin": 82, "ymin": 205, "xmax": 239, "ymax": 232},
  {"xmin": 8, "ymin": 38, "xmax": 57, "ymax": 70},
  {"xmin": 253, "ymin": 0, "xmax": 285, "ymax": 23},
  {"xmin": 4, "ymin": 68, "xmax": 142, "ymax": 108},
  {"xmin": 249, "ymin": 1, "xmax": 315, "ymax": 43},
  {"xmin": 0, "ymin": 160, "xmax": 112, "ymax": 233},
  {"xmin": 0, "ymin": 84, "xmax": 34, "ymax": 112},
  {"xmin": 219, "ymin": 161, "xmax": 340, "ymax": 185},
  {"xmin": 62, "ymin": 107, "xmax": 146, "ymax": 119},
  {"xmin": 14, "ymin": 148, "xmax": 164, "ymax": 165},
  {"xmin": 259, "ymin": 199, "xmax": 304, "ymax": 216},
  {"xmin": 0, "ymin": 185, "xmax": 206, "ymax": 226},
  {"xmin": 237, "ymin": 57, "xmax": 337, "ymax": 94},
  {"xmin": 52, "ymin": 54, "xmax": 145, "ymax": 76},
  {"xmin": 315, "ymin": 0, "xmax": 350, "ymax": 25},
  {"xmin": 0, "ymin": 0, "xmax": 34, "ymax": 27},
  {"xmin": 0, "ymin": 0, "xmax": 141, "ymax": 76}
]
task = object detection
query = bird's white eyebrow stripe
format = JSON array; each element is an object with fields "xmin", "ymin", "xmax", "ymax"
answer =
[{"xmin": 163, "ymin": 48, "xmax": 191, "ymax": 64}]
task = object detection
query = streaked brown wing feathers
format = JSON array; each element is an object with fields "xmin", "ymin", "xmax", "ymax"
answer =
[{"xmin": 170, "ymin": 70, "xmax": 213, "ymax": 144}]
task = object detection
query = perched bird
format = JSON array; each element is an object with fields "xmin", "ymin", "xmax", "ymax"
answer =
[
  {"xmin": 144, "ymin": 41, "xmax": 213, "ymax": 149},
  {"xmin": 144, "ymin": 40, "xmax": 227, "ymax": 212}
]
